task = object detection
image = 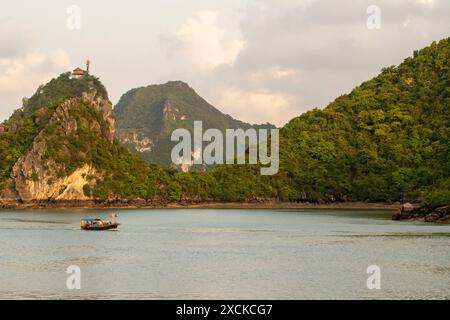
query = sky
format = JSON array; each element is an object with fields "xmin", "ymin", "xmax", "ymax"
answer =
[{"xmin": 0, "ymin": 0, "xmax": 449, "ymax": 126}]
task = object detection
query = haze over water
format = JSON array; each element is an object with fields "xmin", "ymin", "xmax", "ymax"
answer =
[{"xmin": 0, "ymin": 209, "xmax": 449, "ymax": 300}]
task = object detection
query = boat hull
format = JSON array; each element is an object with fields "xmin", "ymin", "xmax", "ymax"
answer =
[{"xmin": 81, "ymin": 223, "xmax": 119, "ymax": 231}]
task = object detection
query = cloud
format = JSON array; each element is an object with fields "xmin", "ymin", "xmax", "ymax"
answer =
[
  {"xmin": 0, "ymin": 49, "xmax": 71, "ymax": 91},
  {"xmin": 417, "ymin": 0, "xmax": 435, "ymax": 6},
  {"xmin": 217, "ymin": 88, "xmax": 296, "ymax": 127},
  {"xmin": 0, "ymin": 23, "xmax": 71, "ymax": 120},
  {"xmin": 248, "ymin": 67, "xmax": 299, "ymax": 82},
  {"xmin": 270, "ymin": 67, "xmax": 298, "ymax": 80},
  {"xmin": 0, "ymin": 21, "xmax": 35, "ymax": 58},
  {"xmin": 3, "ymin": 1, "xmax": 447, "ymax": 127},
  {"xmin": 157, "ymin": 0, "xmax": 448, "ymax": 126},
  {"xmin": 211, "ymin": 0, "xmax": 450, "ymax": 125},
  {"xmin": 164, "ymin": 10, "xmax": 245, "ymax": 71}
]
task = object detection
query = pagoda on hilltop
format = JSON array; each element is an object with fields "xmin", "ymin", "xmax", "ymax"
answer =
[{"xmin": 71, "ymin": 60, "xmax": 90, "ymax": 79}]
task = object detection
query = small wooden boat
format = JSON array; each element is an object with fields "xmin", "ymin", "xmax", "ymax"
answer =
[{"xmin": 81, "ymin": 214, "xmax": 120, "ymax": 231}]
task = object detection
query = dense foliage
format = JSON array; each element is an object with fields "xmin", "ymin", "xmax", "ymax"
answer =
[
  {"xmin": 107, "ymin": 39, "xmax": 450, "ymax": 206},
  {"xmin": 0, "ymin": 73, "xmax": 107, "ymax": 190},
  {"xmin": 114, "ymin": 81, "xmax": 274, "ymax": 166},
  {"xmin": 1, "ymin": 38, "xmax": 448, "ymax": 208},
  {"xmin": 203, "ymin": 38, "xmax": 450, "ymax": 206}
]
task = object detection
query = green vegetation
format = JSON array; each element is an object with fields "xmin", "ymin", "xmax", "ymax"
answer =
[
  {"xmin": 1, "ymin": 38, "xmax": 448, "ymax": 209},
  {"xmin": 111, "ymin": 38, "xmax": 449, "ymax": 208},
  {"xmin": 0, "ymin": 73, "xmax": 107, "ymax": 190},
  {"xmin": 114, "ymin": 81, "xmax": 274, "ymax": 167},
  {"xmin": 202, "ymin": 38, "xmax": 450, "ymax": 207}
]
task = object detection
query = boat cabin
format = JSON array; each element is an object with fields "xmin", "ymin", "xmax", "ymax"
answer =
[
  {"xmin": 80, "ymin": 215, "xmax": 120, "ymax": 231},
  {"xmin": 80, "ymin": 218, "xmax": 102, "ymax": 228}
]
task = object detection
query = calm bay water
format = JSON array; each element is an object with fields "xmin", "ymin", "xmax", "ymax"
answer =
[{"xmin": 0, "ymin": 208, "xmax": 449, "ymax": 300}]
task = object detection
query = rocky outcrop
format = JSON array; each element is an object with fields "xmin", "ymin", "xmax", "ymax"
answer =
[
  {"xmin": 163, "ymin": 100, "xmax": 176, "ymax": 124},
  {"xmin": 11, "ymin": 163, "xmax": 97, "ymax": 202},
  {"xmin": 82, "ymin": 90, "xmax": 115, "ymax": 142},
  {"xmin": 401, "ymin": 202, "xmax": 416, "ymax": 212},
  {"xmin": 393, "ymin": 203, "xmax": 450, "ymax": 223},
  {"xmin": 1, "ymin": 88, "xmax": 114, "ymax": 202},
  {"xmin": 116, "ymin": 129, "xmax": 153, "ymax": 153}
]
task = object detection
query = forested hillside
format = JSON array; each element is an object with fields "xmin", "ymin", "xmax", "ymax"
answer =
[
  {"xmin": 203, "ymin": 38, "xmax": 450, "ymax": 206},
  {"xmin": 115, "ymin": 81, "xmax": 274, "ymax": 168},
  {"xmin": 0, "ymin": 73, "xmax": 182, "ymax": 202},
  {"xmin": 1, "ymin": 38, "xmax": 448, "ymax": 208}
]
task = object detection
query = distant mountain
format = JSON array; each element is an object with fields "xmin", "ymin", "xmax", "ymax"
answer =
[{"xmin": 114, "ymin": 81, "xmax": 275, "ymax": 169}]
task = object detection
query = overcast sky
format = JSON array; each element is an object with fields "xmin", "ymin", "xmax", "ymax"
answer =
[{"xmin": 1, "ymin": 0, "xmax": 449, "ymax": 126}]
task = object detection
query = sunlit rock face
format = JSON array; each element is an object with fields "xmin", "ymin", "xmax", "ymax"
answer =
[{"xmin": 1, "ymin": 79, "xmax": 115, "ymax": 202}]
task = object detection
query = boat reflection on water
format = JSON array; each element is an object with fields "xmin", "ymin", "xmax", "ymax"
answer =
[{"xmin": 80, "ymin": 214, "xmax": 120, "ymax": 231}]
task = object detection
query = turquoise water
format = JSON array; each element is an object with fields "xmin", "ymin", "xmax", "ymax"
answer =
[{"xmin": 0, "ymin": 208, "xmax": 449, "ymax": 300}]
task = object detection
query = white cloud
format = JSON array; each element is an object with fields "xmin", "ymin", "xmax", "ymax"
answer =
[
  {"xmin": 2, "ymin": 0, "xmax": 448, "ymax": 127},
  {"xmin": 215, "ymin": 0, "xmax": 450, "ymax": 124},
  {"xmin": 417, "ymin": 0, "xmax": 435, "ymax": 6},
  {"xmin": 0, "ymin": 49, "xmax": 70, "ymax": 90},
  {"xmin": 270, "ymin": 67, "xmax": 298, "ymax": 79},
  {"xmin": 248, "ymin": 67, "xmax": 299, "ymax": 83},
  {"xmin": 0, "ymin": 48, "xmax": 71, "ymax": 120},
  {"xmin": 217, "ymin": 88, "xmax": 296, "ymax": 127},
  {"xmin": 172, "ymin": 10, "xmax": 245, "ymax": 70},
  {"xmin": 0, "ymin": 20, "xmax": 73, "ymax": 120}
]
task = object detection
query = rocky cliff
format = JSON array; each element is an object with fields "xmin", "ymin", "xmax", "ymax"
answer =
[
  {"xmin": 0, "ymin": 73, "xmax": 115, "ymax": 203},
  {"xmin": 0, "ymin": 73, "xmax": 196, "ymax": 206}
]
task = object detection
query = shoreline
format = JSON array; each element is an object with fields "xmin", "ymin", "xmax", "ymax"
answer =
[
  {"xmin": 0, "ymin": 200, "xmax": 400, "ymax": 211},
  {"xmin": 2, "ymin": 200, "xmax": 449, "ymax": 223},
  {"xmin": 166, "ymin": 201, "xmax": 400, "ymax": 210}
]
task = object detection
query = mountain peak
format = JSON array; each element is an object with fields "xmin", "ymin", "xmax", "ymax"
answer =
[
  {"xmin": 114, "ymin": 81, "xmax": 274, "ymax": 168},
  {"xmin": 0, "ymin": 73, "xmax": 115, "ymax": 201},
  {"xmin": 164, "ymin": 80, "xmax": 191, "ymax": 89}
]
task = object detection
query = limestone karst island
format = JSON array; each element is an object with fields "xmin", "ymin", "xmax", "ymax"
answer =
[
  {"xmin": 1, "ymin": 1, "xmax": 450, "ymax": 303},
  {"xmin": 0, "ymin": 39, "xmax": 449, "ymax": 223}
]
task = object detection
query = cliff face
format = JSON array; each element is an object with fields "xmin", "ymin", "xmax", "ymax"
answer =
[
  {"xmin": 12, "ymin": 92, "xmax": 113, "ymax": 201},
  {"xmin": 0, "ymin": 74, "xmax": 115, "ymax": 202},
  {"xmin": 1, "ymin": 72, "xmax": 187, "ymax": 205}
]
